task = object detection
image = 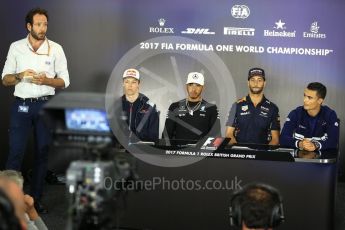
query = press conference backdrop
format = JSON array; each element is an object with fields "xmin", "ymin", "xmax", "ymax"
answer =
[{"xmin": 0, "ymin": 0, "xmax": 344, "ymax": 170}]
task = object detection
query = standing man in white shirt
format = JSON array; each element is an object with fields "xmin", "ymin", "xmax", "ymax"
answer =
[{"xmin": 1, "ymin": 7, "xmax": 70, "ymax": 213}]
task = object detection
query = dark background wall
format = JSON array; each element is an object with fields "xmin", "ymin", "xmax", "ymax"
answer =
[{"xmin": 1, "ymin": 0, "xmax": 344, "ymax": 173}]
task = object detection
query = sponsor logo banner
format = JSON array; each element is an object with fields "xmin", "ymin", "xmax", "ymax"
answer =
[
  {"xmin": 181, "ymin": 28, "xmax": 215, "ymax": 35},
  {"xmin": 224, "ymin": 27, "xmax": 255, "ymax": 36}
]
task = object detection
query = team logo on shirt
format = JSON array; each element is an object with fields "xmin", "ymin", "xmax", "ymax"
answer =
[
  {"xmin": 259, "ymin": 111, "xmax": 268, "ymax": 118},
  {"xmin": 335, "ymin": 122, "xmax": 339, "ymax": 127},
  {"xmin": 241, "ymin": 105, "xmax": 248, "ymax": 111},
  {"xmin": 298, "ymin": 125, "xmax": 306, "ymax": 129},
  {"xmin": 45, "ymin": 60, "xmax": 51, "ymax": 65},
  {"xmin": 240, "ymin": 111, "xmax": 250, "ymax": 116},
  {"xmin": 200, "ymin": 105, "xmax": 206, "ymax": 112},
  {"xmin": 179, "ymin": 105, "xmax": 187, "ymax": 111},
  {"xmin": 321, "ymin": 133, "xmax": 328, "ymax": 141},
  {"xmin": 260, "ymin": 106, "xmax": 269, "ymax": 112}
]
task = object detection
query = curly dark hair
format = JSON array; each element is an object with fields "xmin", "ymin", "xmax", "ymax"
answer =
[{"xmin": 25, "ymin": 7, "xmax": 49, "ymax": 29}]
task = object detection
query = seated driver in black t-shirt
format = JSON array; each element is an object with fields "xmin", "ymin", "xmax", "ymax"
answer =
[{"xmin": 162, "ymin": 72, "xmax": 221, "ymax": 143}]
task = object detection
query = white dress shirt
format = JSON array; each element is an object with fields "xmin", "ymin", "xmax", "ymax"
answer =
[{"xmin": 2, "ymin": 35, "xmax": 70, "ymax": 98}]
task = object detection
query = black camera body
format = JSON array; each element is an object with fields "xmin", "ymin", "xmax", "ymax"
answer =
[{"xmin": 66, "ymin": 160, "xmax": 116, "ymax": 230}]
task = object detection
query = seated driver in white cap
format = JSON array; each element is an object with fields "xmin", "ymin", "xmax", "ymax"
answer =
[
  {"xmin": 162, "ymin": 72, "xmax": 220, "ymax": 143},
  {"xmin": 112, "ymin": 68, "xmax": 159, "ymax": 143}
]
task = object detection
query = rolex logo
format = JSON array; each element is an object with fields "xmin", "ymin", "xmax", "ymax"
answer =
[
  {"xmin": 150, "ymin": 18, "xmax": 174, "ymax": 34},
  {"xmin": 158, "ymin": 18, "xmax": 166, "ymax": 27}
]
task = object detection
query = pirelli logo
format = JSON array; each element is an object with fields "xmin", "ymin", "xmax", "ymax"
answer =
[{"xmin": 224, "ymin": 27, "xmax": 255, "ymax": 36}]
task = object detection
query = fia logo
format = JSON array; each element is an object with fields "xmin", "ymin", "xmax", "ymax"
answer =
[{"xmin": 231, "ymin": 5, "xmax": 250, "ymax": 19}]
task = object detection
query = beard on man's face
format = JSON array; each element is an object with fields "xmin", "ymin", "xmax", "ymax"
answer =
[
  {"xmin": 188, "ymin": 90, "xmax": 202, "ymax": 100},
  {"xmin": 249, "ymin": 86, "xmax": 263, "ymax": 94},
  {"xmin": 30, "ymin": 29, "xmax": 46, "ymax": 40}
]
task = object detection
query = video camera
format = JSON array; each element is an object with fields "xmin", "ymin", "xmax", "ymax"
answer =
[
  {"xmin": 42, "ymin": 92, "xmax": 137, "ymax": 230},
  {"xmin": 66, "ymin": 161, "xmax": 116, "ymax": 229}
]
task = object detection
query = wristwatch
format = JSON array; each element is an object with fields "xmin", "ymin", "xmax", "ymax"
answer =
[
  {"xmin": 297, "ymin": 140, "xmax": 304, "ymax": 150},
  {"xmin": 311, "ymin": 140, "xmax": 321, "ymax": 150},
  {"xmin": 14, "ymin": 73, "xmax": 21, "ymax": 81}
]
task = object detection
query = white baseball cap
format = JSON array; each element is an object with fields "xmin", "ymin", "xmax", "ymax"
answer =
[
  {"xmin": 123, "ymin": 68, "xmax": 140, "ymax": 80},
  {"xmin": 186, "ymin": 72, "xmax": 204, "ymax": 86}
]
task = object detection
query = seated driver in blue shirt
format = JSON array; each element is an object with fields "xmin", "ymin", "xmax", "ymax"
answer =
[
  {"xmin": 225, "ymin": 68, "xmax": 280, "ymax": 145},
  {"xmin": 280, "ymin": 82, "xmax": 339, "ymax": 151}
]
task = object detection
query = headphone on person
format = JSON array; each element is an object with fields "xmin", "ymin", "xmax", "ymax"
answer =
[
  {"xmin": 0, "ymin": 189, "xmax": 22, "ymax": 230},
  {"xmin": 229, "ymin": 183, "xmax": 285, "ymax": 228}
]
